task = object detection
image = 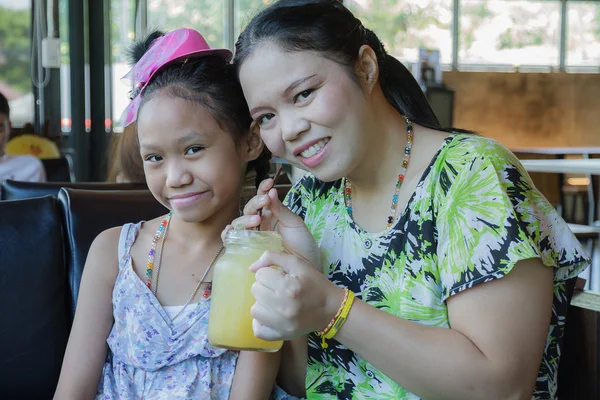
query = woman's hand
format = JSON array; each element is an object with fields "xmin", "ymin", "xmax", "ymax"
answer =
[
  {"xmin": 249, "ymin": 251, "xmax": 345, "ymax": 341},
  {"xmin": 227, "ymin": 178, "xmax": 321, "ymax": 269}
]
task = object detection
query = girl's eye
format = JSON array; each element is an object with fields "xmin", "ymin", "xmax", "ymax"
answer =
[
  {"xmin": 294, "ymin": 89, "xmax": 314, "ymax": 103},
  {"xmin": 185, "ymin": 146, "xmax": 204, "ymax": 155},
  {"xmin": 257, "ymin": 113, "xmax": 275, "ymax": 126},
  {"xmin": 145, "ymin": 154, "xmax": 163, "ymax": 162}
]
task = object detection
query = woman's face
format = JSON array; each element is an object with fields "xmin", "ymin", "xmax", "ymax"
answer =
[{"xmin": 239, "ymin": 45, "xmax": 371, "ymax": 182}]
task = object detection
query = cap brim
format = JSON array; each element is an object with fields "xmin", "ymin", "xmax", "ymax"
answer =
[{"xmin": 171, "ymin": 48, "xmax": 233, "ymax": 64}]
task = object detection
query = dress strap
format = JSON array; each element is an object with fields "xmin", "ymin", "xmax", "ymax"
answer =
[{"xmin": 118, "ymin": 222, "xmax": 142, "ymax": 269}]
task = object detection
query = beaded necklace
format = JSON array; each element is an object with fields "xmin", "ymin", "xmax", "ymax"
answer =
[
  {"xmin": 145, "ymin": 212, "xmax": 224, "ymax": 320},
  {"xmin": 344, "ymin": 118, "xmax": 414, "ymax": 229},
  {"xmin": 146, "ymin": 212, "xmax": 172, "ymax": 289}
]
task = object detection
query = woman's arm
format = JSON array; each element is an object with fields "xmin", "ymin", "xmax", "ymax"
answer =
[
  {"xmin": 333, "ymin": 257, "xmax": 553, "ymax": 400},
  {"xmin": 235, "ymin": 178, "xmax": 554, "ymax": 399},
  {"xmin": 54, "ymin": 228, "xmax": 121, "ymax": 400},
  {"xmin": 249, "ymin": 252, "xmax": 553, "ymax": 400},
  {"xmin": 229, "ymin": 350, "xmax": 281, "ymax": 400}
]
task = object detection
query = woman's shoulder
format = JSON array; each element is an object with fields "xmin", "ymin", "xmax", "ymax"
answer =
[
  {"xmin": 446, "ymin": 133, "xmax": 515, "ymax": 159},
  {"xmin": 439, "ymin": 133, "xmax": 520, "ymax": 173}
]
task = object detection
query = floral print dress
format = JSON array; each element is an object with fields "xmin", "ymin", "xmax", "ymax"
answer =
[
  {"xmin": 96, "ymin": 222, "xmax": 295, "ymax": 400},
  {"xmin": 284, "ymin": 134, "xmax": 590, "ymax": 400}
]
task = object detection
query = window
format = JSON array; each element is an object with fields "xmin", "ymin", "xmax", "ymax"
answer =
[
  {"xmin": 459, "ymin": 0, "xmax": 561, "ymax": 67},
  {"xmin": 148, "ymin": 0, "xmax": 226, "ymax": 49},
  {"xmin": 236, "ymin": 0, "xmax": 274, "ymax": 34},
  {"xmin": 566, "ymin": 1, "xmax": 600, "ymax": 66},
  {"xmin": 0, "ymin": 0, "xmax": 33, "ymax": 127},
  {"xmin": 110, "ymin": 0, "xmax": 137, "ymax": 132},
  {"xmin": 347, "ymin": 0, "xmax": 453, "ymax": 65}
]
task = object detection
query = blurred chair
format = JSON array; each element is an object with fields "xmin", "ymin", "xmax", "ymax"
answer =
[
  {"xmin": 0, "ymin": 195, "xmax": 70, "ymax": 399},
  {"xmin": 41, "ymin": 156, "xmax": 73, "ymax": 182},
  {"xmin": 57, "ymin": 188, "xmax": 167, "ymax": 320},
  {"xmin": 1, "ymin": 179, "xmax": 147, "ymax": 201}
]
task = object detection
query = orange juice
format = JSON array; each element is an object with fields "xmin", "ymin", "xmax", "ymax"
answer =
[{"xmin": 208, "ymin": 230, "xmax": 284, "ymax": 352}]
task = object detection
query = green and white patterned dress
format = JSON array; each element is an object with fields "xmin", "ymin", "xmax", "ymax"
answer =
[{"xmin": 284, "ymin": 133, "xmax": 590, "ymax": 399}]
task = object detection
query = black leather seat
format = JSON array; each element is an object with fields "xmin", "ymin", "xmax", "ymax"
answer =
[
  {"xmin": 57, "ymin": 188, "xmax": 167, "ymax": 320},
  {"xmin": 1, "ymin": 180, "xmax": 148, "ymax": 201},
  {"xmin": 0, "ymin": 196, "xmax": 70, "ymax": 399},
  {"xmin": 41, "ymin": 156, "xmax": 72, "ymax": 182}
]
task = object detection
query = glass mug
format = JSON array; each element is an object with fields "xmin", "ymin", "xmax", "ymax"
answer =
[{"xmin": 208, "ymin": 229, "xmax": 284, "ymax": 352}]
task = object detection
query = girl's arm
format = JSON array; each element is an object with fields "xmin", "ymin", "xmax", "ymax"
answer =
[
  {"xmin": 229, "ymin": 350, "xmax": 281, "ymax": 400},
  {"xmin": 54, "ymin": 227, "xmax": 121, "ymax": 400},
  {"xmin": 277, "ymin": 336, "xmax": 308, "ymax": 398}
]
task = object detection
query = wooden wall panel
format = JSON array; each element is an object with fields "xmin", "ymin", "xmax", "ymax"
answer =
[{"xmin": 442, "ymin": 72, "xmax": 600, "ymax": 149}]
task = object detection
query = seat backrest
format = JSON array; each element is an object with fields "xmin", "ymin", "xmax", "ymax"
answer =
[
  {"xmin": 0, "ymin": 196, "xmax": 70, "ymax": 399},
  {"xmin": 57, "ymin": 188, "xmax": 167, "ymax": 319},
  {"xmin": 41, "ymin": 156, "xmax": 72, "ymax": 182},
  {"xmin": 1, "ymin": 180, "xmax": 148, "ymax": 201}
]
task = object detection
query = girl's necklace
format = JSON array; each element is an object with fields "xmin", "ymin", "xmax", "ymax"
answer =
[
  {"xmin": 344, "ymin": 118, "xmax": 414, "ymax": 229},
  {"xmin": 146, "ymin": 212, "xmax": 225, "ymax": 320}
]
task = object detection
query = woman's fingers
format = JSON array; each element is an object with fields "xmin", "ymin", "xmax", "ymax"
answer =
[
  {"xmin": 252, "ymin": 318, "xmax": 283, "ymax": 342},
  {"xmin": 254, "ymin": 266, "xmax": 287, "ymax": 291},
  {"xmin": 243, "ymin": 193, "xmax": 272, "ymax": 216},
  {"xmin": 257, "ymin": 178, "xmax": 275, "ymax": 196},
  {"xmin": 231, "ymin": 214, "xmax": 262, "ymax": 229}
]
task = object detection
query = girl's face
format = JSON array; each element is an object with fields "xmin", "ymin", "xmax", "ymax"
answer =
[
  {"xmin": 137, "ymin": 92, "xmax": 261, "ymax": 223},
  {"xmin": 239, "ymin": 45, "xmax": 371, "ymax": 182}
]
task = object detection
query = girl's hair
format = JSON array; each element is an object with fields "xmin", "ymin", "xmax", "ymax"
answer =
[
  {"xmin": 234, "ymin": 0, "xmax": 470, "ymax": 134},
  {"xmin": 126, "ymin": 30, "xmax": 271, "ymax": 187},
  {"xmin": 106, "ymin": 124, "xmax": 145, "ymax": 183}
]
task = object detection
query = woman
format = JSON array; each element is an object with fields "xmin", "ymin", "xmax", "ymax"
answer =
[{"xmin": 229, "ymin": 1, "xmax": 590, "ymax": 399}]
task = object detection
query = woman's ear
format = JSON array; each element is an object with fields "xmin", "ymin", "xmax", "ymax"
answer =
[
  {"xmin": 243, "ymin": 122, "xmax": 264, "ymax": 162},
  {"xmin": 355, "ymin": 45, "xmax": 379, "ymax": 96}
]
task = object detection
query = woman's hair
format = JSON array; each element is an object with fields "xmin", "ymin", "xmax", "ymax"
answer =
[
  {"xmin": 124, "ymin": 30, "xmax": 271, "ymax": 187},
  {"xmin": 107, "ymin": 123, "xmax": 145, "ymax": 183},
  {"xmin": 234, "ymin": 0, "xmax": 469, "ymax": 134}
]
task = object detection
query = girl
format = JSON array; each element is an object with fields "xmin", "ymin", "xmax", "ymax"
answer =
[
  {"xmin": 230, "ymin": 1, "xmax": 590, "ymax": 399},
  {"xmin": 54, "ymin": 28, "xmax": 289, "ymax": 399}
]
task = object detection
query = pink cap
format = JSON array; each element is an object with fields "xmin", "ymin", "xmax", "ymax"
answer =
[{"xmin": 121, "ymin": 28, "xmax": 232, "ymax": 127}]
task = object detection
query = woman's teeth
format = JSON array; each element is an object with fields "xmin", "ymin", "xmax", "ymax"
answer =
[{"xmin": 300, "ymin": 138, "xmax": 330, "ymax": 158}]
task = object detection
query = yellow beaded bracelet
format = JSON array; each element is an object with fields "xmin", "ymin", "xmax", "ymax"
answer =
[{"xmin": 318, "ymin": 289, "xmax": 355, "ymax": 349}]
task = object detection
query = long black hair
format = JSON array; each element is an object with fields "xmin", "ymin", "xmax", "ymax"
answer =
[
  {"xmin": 234, "ymin": 0, "xmax": 468, "ymax": 134},
  {"xmin": 129, "ymin": 30, "xmax": 271, "ymax": 187}
]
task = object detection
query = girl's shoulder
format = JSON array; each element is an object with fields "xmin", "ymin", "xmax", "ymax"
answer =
[
  {"xmin": 135, "ymin": 215, "xmax": 166, "ymax": 237},
  {"xmin": 92, "ymin": 226, "xmax": 124, "ymax": 254},
  {"xmin": 124, "ymin": 215, "xmax": 167, "ymax": 262}
]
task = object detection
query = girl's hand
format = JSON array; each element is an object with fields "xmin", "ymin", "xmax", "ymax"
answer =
[
  {"xmin": 249, "ymin": 251, "xmax": 345, "ymax": 341},
  {"xmin": 226, "ymin": 178, "xmax": 321, "ymax": 269}
]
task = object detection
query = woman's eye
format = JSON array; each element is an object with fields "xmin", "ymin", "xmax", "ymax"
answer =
[
  {"xmin": 294, "ymin": 89, "xmax": 314, "ymax": 103},
  {"xmin": 145, "ymin": 154, "xmax": 163, "ymax": 162},
  {"xmin": 185, "ymin": 146, "xmax": 204, "ymax": 155},
  {"xmin": 257, "ymin": 113, "xmax": 275, "ymax": 126}
]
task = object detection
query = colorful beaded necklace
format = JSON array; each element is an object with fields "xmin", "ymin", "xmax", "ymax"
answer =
[
  {"xmin": 344, "ymin": 118, "xmax": 414, "ymax": 229},
  {"xmin": 146, "ymin": 212, "xmax": 173, "ymax": 290},
  {"xmin": 146, "ymin": 212, "xmax": 224, "ymax": 309}
]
